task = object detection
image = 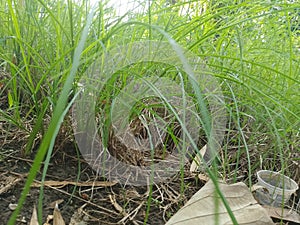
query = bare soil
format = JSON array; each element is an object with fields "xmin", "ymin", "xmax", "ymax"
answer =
[{"xmin": 0, "ymin": 138, "xmax": 204, "ymax": 225}]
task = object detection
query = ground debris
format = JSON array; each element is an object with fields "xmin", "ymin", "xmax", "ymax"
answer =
[{"xmin": 0, "ymin": 173, "xmax": 23, "ymax": 195}]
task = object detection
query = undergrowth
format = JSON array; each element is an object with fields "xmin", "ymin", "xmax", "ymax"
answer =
[{"xmin": 0, "ymin": 0, "xmax": 299, "ymax": 224}]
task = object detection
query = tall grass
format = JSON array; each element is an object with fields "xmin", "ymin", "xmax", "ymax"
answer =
[{"xmin": 0, "ymin": 0, "xmax": 299, "ymax": 224}]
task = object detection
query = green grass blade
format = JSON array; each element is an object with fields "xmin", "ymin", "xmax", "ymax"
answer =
[{"xmin": 7, "ymin": 8, "xmax": 95, "ymax": 225}]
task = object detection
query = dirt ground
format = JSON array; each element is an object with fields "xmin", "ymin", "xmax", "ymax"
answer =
[
  {"xmin": 0, "ymin": 137, "xmax": 205, "ymax": 225},
  {"xmin": 1, "ymin": 127, "xmax": 299, "ymax": 225}
]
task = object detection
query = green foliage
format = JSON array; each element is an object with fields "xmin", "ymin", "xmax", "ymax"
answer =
[{"xmin": 0, "ymin": 0, "xmax": 299, "ymax": 224}]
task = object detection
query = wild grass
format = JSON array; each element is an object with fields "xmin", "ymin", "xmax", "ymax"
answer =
[{"xmin": 0, "ymin": 0, "xmax": 299, "ymax": 224}]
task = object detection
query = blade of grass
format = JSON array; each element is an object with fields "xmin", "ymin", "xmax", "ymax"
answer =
[
  {"xmin": 7, "ymin": 8, "xmax": 95, "ymax": 225},
  {"xmin": 37, "ymin": 90, "xmax": 81, "ymax": 223}
]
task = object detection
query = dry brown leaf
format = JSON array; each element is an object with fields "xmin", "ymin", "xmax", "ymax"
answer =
[
  {"xmin": 263, "ymin": 205, "xmax": 300, "ymax": 224},
  {"xmin": 0, "ymin": 174, "xmax": 22, "ymax": 194},
  {"xmin": 190, "ymin": 145, "xmax": 207, "ymax": 172},
  {"xmin": 30, "ymin": 205, "xmax": 38, "ymax": 225},
  {"xmin": 198, "ymin": 173, "xmax": 209, "ymax": 182},
  {"xmin": 43, "ymin": 215, "xmax": 53, "ymax": 225},
  {"xmin": 53, "ymin": 203, "xmax": 65, "ymax": 225},
  {"xmin": 166, "ymin": 180, "xmax": 275, "ymax": 225},
  {"xmin": 48, "ymin": 199, "xmax": 64, "ymax": 209},
  {"xmin": 31, "ymin": 180, "xmax": 117, "ymax": 188}
]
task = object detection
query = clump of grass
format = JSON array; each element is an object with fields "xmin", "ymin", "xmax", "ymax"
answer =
[{"xmin": 0, "ymin": 0, "xmax": 299, "ymax": 224}]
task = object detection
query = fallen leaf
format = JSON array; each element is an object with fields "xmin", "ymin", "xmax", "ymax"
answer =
[
  {"xmin": 31, "ymin": 180, "xmax": 117, "ymax": 188},
  {"xmin": 0, "ymin": 174, "xmax": 23, "ymax": 194},
  {"xmin": 263, "ymin": 205, "xmax": 300, "ymax": 224},
  {"xmin": 43, "ymin": 215, "xmax": 53, "ymax": 225},
  {"xmin": 30, "ymin": 205, "xmax": 38, "ymax": 225},
  {"xmin": 166, "ymin": 180, "xmax": 275, "ymax": 225},
  {"xmin": 53, "ymin": 203, "xmax": 65, "ymax": 225},
  {"xmin": 48, "ymin": 199, "xmax": 64, "ymax": 209},
  {"xmin": 190, "ymin": 145, "xmax": 207, "ymax": 172},
  {"xmin": 198, "ymin": 173, "xmax": 209, "ymax": 182}
]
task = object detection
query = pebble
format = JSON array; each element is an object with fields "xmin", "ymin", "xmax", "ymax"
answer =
[{"xmin": 8, "ymin": 203, "xmax": 18, "ymax": 210}]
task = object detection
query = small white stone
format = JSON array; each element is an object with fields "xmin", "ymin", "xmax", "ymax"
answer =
[
  {"xmin": 8, "ymin": 203, "xmax": 18, "ymax": 210},
  {"xmin": 20, "ymin": 216, "xmax": 27, "ymax": 223}
]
